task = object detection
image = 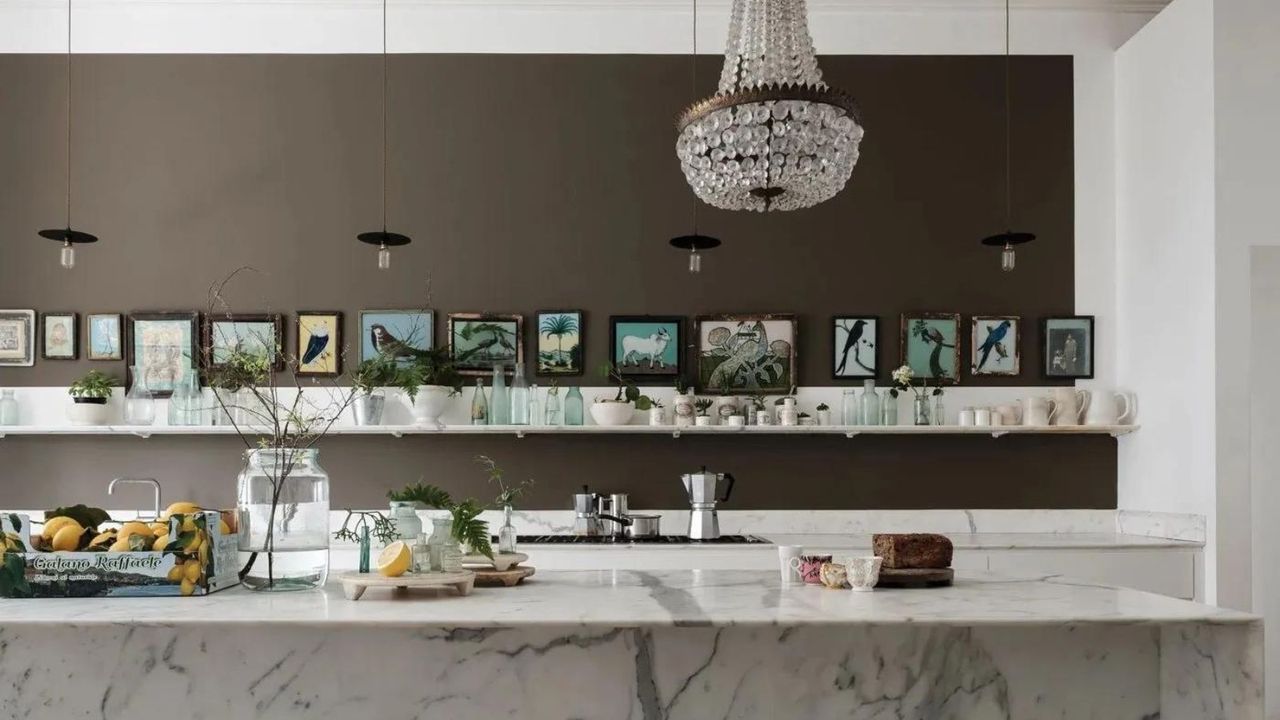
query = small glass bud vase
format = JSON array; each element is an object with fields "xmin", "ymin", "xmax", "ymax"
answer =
[
  {"xmin": 913, "ymin": 395, "xmax": 931, "ymax": 426},
  {"xmin": 881, "ymin": 390, "xmax": 898, "ymax": 426},
  {"xmin": 498, "ymin": 505, "xmax": 518, "ymax": 554},
  {"xmin": 428, "ymin": 517, "xmax": 462, "ymax": 572},
  {"xmin": 933, "ymin": 395, "xmax": 946, "ymax": 426}
]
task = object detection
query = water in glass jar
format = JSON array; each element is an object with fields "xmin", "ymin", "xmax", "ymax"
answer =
[{"xmin": 238, "ymin": 500, "xmax": 330, "ymax": 591}]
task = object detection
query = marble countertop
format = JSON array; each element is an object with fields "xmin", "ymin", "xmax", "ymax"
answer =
[
  {"xmin": 1, "ymin": 570, "xmax": 1253, "ymax": 629},
  {"xmin": 501, "ymin": 533, "xmax": 1201, "ymax": 551}
]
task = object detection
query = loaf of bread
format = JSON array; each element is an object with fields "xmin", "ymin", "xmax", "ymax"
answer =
[{"xmin": 872, "ymin": 533, "xmax": 954, "ymax": 569}]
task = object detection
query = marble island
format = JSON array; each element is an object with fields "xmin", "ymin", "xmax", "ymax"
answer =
[{"xmin": 0, "ymin": 570, "xmax": 1261, "ymax": 718}]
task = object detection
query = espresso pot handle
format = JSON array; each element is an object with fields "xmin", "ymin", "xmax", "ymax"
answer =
[{"xmin": 718, "ymin": 473, "xmax": 736, "ymax": 503}]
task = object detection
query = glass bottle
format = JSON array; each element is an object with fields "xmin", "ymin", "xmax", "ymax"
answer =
[
  {"xmin": 489, "ymin": 364, "xmax": 510, "ymax": 425},
  {"xmin": 841, "ymin": 388, "xmax": 859, "ymax": 425},
  {"xmin": 427, "ymin": 517, "xmax": 462, "ymax": 572},
  {"xmin": 564, "ymin": 386, "xmax": 584, "ymax": 426},
  {"xmin": 933, "ymin": 394, "xmax": 946, "ymax": 426},
  {"xmin": 412, "ymin": 532, "xmax": 430, "ymax": 573},
  {"xmin": 880, "ymin": 390, "xmax": 898, "ymax": 426},
  {"xmin": 913, "ymin": 395, "xmax": 931, "ymax": 426},
  {"xmin": 389, "ymin": 501, "xmax": 423, "ymax": 543},
  {"xmin": 528, "ymin": 383, "xmax": 541, "ymax": 426},
  {"xmin": 0, "ymin": 389, "xmax": 19, "ymax": 426},
  {"xmin": 168, "ymin": 372, "xmax": 202, "ymax": 426},
  {"xmin": 498, "ymin": 504, "xmax": 518, "ymax": 554},
  {"xmin": 544, "ymin": 386, "xmax": 562, "ymax": 425},
  {"xmin": 858, "ymin": 379, "xmax": 881, "ymax": 426},
  {"xmin": 236, "ymin": 448, "xmax": 330, "ymax": 591},
  {"xmin": 358, "ymin": 526, "xmax": 371, "ymax": 574},
  {"xmin": 124, "ymin": 365, "xmax": 156, "ymax": 426},
  {"xmin": 510, "ymin": 364, "xmax": 529, "ymax": 425},
  {"xmin": 470, "ymin": 379, "xmax": 489, "ymax": 425}
]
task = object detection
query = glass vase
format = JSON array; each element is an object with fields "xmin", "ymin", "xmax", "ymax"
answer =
[
  {"xmin": 544, "ymin": 389, "xmax": 562, "ymax": 425},
  {"xmin": 389, "ymin": 501, "xmax": 422, "ymax": 543},
  {"xmin": 358, "ymin": 527, "xmax": 371, "ymax": 574},
  {"xmin": 841, "ymin": 389, "xmax": 859, "ymax": 425},
  {"xmin": 510, "ymin": 364, "xmax": 529, "ymax": 425},
  {"xmin": 880, "ymin": 390, "xmax": 898, "ymax": 426},
  {"xmin": 933, "ymin": 395, "xmax": 946, "ymax": 426},
  {"xmin": 913, "ymin": 396, "xmax": 931, "ymax": 426},
  {"xmin": 124, "ymin": 365, "xmax": 156, "ymax": 426},
  {"xmin": 564, "ymin": 387, "xmax": 584, "ymax": 426},
  {"xmin": 427, "ymin": 517, "xmax": 462, "ymax": 572},
  {"xmin": 528, "ymin": 383, "xmax": 541, "ymax": 426},
  {"xmin": 498, "ymin": 505, "xmax": 518, "ymax": 554},
  {"xmin": 236, "ymin": 448, "xmax": 330, "ymax": 591},
  {"xmin": 0, "ymin": 389, "xmax": 19, "ymax": 426},
  {"xmin": 858, "ymin": 379, "xmax": 881, "ymax": 426},
  {"xmin": 489, "ymin": 365, "xmax": 510, "ymax": 425}
]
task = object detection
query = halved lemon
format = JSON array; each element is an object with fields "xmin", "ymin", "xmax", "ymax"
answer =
[{"xmin": 376, "ymin": 541, "xmax": 412, "ymax": 578}]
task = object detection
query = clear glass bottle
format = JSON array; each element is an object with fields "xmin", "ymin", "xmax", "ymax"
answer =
[
  {"xmin": 498, "ymin": 504, "xmax": 518, "ymax": 554},
  {"xmin": 933, "ymin": 394, "xmax": 946, "ymax": 426},
  {"xmin": 427, "ymin": 517, "xmax": 462, "ymax": 572},
  {"xmin": 489, "ymin": 364, "xmax": 510, "ymax": 425},
  {"xmin": 0, "ymin": 389, "xmax": 19, "ymax": 426},
  {"xmin": 880, "ymin": 390, "xmax": 898, "ymax": 426},
  {"xmin": 124, "ymin": 365, "xmax": 156, "ymax": 426},
  {"xmin": 389, "ymin": 501, "xmax": 422, "ymax": 543},
  {"xmin": 236, "ymin": 448, "xmax": 330, "ymax": 591},
  {"xmin": 528, "ymin": 383, "xmax": 541, "ymax": 426},
  {"xmin": 913, "ymin": 395, "xmax": 931, "ymax": 426},
  {"xmin": 470, "ymin": 379, "xmax": 489, "ymax": 425},
  {"xmin": 858, "ymin": 379, "xmax": 881, "ymax": 426},
  {"xmin": 510, "ymin": 364, "xmax": 529, "ymax": 425},
  {"xmin": 358, "ymin": 526, "xmax": 372, "ymax": 574},
  {"xmin": 564, "ymin": 386, "xmax": 584, "ymax": 426},
  {"xmin": 841, "ymin": 388, "xmax": 859, "ymax": 425},
  {"xmin": 412, "ymin": 532, "xmax": 430, "ymax": 573},
  {"xmin": 544, "ymin": 386, "xmax": 561, "ymax": 425},
  {"xmin": 168, "ymin": 372, "xmax": 202, "ymax": 426}
]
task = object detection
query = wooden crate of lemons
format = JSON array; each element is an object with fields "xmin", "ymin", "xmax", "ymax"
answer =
[{"xmin": 0, "ymin": 503, "xmax": 240, "ymax": 597}]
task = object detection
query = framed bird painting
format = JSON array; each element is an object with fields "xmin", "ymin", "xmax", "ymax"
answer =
[
  {"xmin": 449, "ymin": 313, "xmax": 523, "ymax": 376},
  {"xmin": 296, "ymin": 311, "xmax": 342, "ymax": 377},
  {"xmin": 359, "ymin": 309, "xmax": 434, "ymax": 365},
  {"xmin": 971, "ymin": 315, "xmax": 1020, "ymax": 376},
  {"xmin": 900, "ymin": 313, "xmax": 960, "ymax": 384},
  {"xmin": 832, "ymin": 315, "xmax": 877, "ymax": 379}
]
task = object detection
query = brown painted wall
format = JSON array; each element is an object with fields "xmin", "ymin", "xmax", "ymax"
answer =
[{"xmin": 0, "ymin": 53, "xmax": 1110, "ymax": 511}]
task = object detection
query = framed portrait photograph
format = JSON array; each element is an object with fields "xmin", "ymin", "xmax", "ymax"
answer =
[
  {"xmin": 971, "ymin": 315, "xmax": 1020, "ymax": 376},
  {"xmin": 0, "ymin": 310, "xmax": 36, "ymax": 367},
  {"xmin": 86, "ymin": 313, "xmax": 124, "ymax": 361},
  {"xmin": 127, "ymin": 312, "xmax": 200, "ymax": 397},
  {"xmin": 42, "ymin": 312, "xmax": 78, "ymax": 360},
  {"xmin": 360, "ymin": 309, "xmax": 434, "ymax": 364},
  {"xmin": 610, "ymin": 315, "xmax": 683, "ymax": 383},
  {"xmin": 203, "ymin": 314, "xmax": 285, "ymax": 371},
  {"xmin": 296, "ymin": 311, "xmax": 343, "ymax": 377},
  {"xmin": 833, "ymin": 315, "xmax": 877, "ymax": 379},
  {"xmin": 449, "ymin": 313, "xmax": 523, "ymax": 375},
  {"xmin": 536, "ymin": 310, "xmax": 583, "ymax": 376},
  {"xmin": 1043, "ymin": 316, "xmax": 1095, "ymax": 379},
  {"xmin": 694, "ymin": 314, "xmax": 797, "ymax": 394},
  {"xmin": 901, "ymin": 313, "xmax": 961, "ymax": 383}
]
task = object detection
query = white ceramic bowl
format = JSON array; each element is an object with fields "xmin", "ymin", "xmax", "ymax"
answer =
[
  {"xmin": 590, "ymin": 401, "xmax": 635, "ymax": 426},
  {"xmin": 67, "ymin": 400, "xmax": 110, "ymax": 426},
  {"xmin": 411, "ymin": 385, "xmax": 453, "ymax": 426}
]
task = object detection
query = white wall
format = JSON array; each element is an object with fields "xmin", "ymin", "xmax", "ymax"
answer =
[
  {"xmin": 1250, "ymin": 248, "xmax": 1280, "ymax": 717},
  {"xmin": 1114, "ymin": 0, "xmax": 1217, "ymax": 595}
]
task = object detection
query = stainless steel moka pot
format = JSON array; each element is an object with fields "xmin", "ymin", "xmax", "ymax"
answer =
[
  {"xmin": 680, "ymin": 467, "xmax": 736, "ymax": 540},
  {"xmin": 573, "ymin": 486, "xmax": 633, "ymax": 537}
]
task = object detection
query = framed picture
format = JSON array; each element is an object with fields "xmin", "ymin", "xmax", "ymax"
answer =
[
  {"xmin": 203, "ymin": 314, "xmax": 285, "ymax": 371},
  {"xmin": 86, "ymin": 313, "xmax": 123, "ymax": 361},
  {"xmin": 359, "ymin": 309, "xmax": 433, "ymax": 364},
  {"xmin": 127, "ymin": 312, "xmax": 200, "ymax": 397},
  {"xmin": 296, "ymin": 311, "xmax": 343, "ymax": 377},
  {"xmin": 833, "ymin": 315, "xmax": 877, "ymax": 379},
  {"xmin": 900, "ymin": 313, "xmax": 961, "ymax": 383},
  {"xmin": 448, "ymin": 313, "xmax": 523, "ymax": 375},
  {"xmin": 610, "ymin": 316, "xmax": 683, "ymax": 383},
  {"xmin": 0, "ymin": 310, "xmax": 36, "ymax": 367},
  {"xmin": 42, "ymin": 312, "xmax": 78, "ymax": 360},
  {"xmin": 536, "ymin": 310, "xmax": 583, "ymax": 376},
  {"xmin": 1043, "ymin": 316, "xmax": 1095, "ymax": 379},
  {"xmin": 695, "ymin": 314, "xmax": 797, "ymax": 394},
  {"xmin": 971, "ymin": 315, "xmax": 1020, "ymax": 376}
]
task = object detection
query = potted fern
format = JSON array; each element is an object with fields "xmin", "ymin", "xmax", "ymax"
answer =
[
  {"xmin": 407, "ymin": 347, "xmax": 465, "ymax": 427},
  {"xmin": 387, "ymin": 482, "xmax": 493, "ymax": 569},
  {"xmin": 67, "ymin": 370, "xmax": 117, "ymax": 426},
  {"xmin": 350, "ymin": 356, "xmax": 402, "ymax": 425}
]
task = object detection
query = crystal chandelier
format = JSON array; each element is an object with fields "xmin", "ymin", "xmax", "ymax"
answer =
[{"xmin": 676, "ymin": 0, "xmax": 864, "ymax": 212}]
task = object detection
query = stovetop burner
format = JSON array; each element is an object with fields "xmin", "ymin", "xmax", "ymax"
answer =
[{"xmin": 498, "ymin": 534, "xmax": 770, "ymax": 545}]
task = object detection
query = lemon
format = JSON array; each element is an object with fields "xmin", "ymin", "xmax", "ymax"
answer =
[
  {"xmin": 88, "ymin": 530, "xmax": 117, "ymax": 548},
  {"xmin": 183, "ymin": 559, "xmax": 202, "ymax": 583},
  {"xmin": 108, "ymin": 537, "xmax": 132, "ymax": 553},
  {"xmin": 118, "ymin": 522, "xmax": 153, "ymax": 541},
  {"xmin": 162, "ymin": 502, "xmax": 201, "ymax": 520},
  {"xmin": 153, "ymin": 532, "xmax": 170, "ymax": 551},
  {"xmin": 51, "ymin": 524, "xmax": 84, "ymax": 552},
  {"xmin": 376, "ymin": 541, "xmax": 412, "ymax": 578},
  {"xmin": 166, "ymin": 564, "xmax": 184, "ymax": 582},
  {"xmin": 150, "ymin": 522, "xmax": 169, "ymax": 536},
  {"xmin": 41, "ymin": 516, "xmax": 81, "ymax": 540},
  {"xmin": 179, "ymin": 577, "xmax": 195, "ymax": 596},
  {"xmin": 182, "ymin": 531, "xmax": 202, "ymax": 552}
]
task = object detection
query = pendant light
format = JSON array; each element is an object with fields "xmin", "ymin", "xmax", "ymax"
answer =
[
  {"xmin": 38, "ymin": 0, "xmax": 98, "ymax": 270},
  {"xmin": 669, "ymin": 0, "xmax": 721, "ymax": 274},
  {"xmin": 356, "ymin": 0, "xmax": 411, "ymax": 269},
  {"xmin": 980, "ymin": 0, "xmax": 1036, "ymax": 272}
]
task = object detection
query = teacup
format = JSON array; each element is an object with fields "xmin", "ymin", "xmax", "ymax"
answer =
[
  {"xmin": 787, "ymin": 554, "xmax": 832, "ymax": 585},
  {"xmin": 845, "ymin": 556, "xmax": 884, "ymax": 591},
  {"xmin": 819, "ymin": 562, "xmax": 848, "ymax": 589}
]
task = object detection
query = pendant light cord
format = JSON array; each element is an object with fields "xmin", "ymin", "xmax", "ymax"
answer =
[
  {"xmin": 66, "ymin": 0, "xmax": 73, "ymax": 229},
  {"xmin": 689, "ymin": 0, "xmax": 698, "ymax": 236},
  {"xmin": 381, "ymin": 0, "xmax": 388, "ymax": 233},
  {"xmin": 1003, "ymin": 0, "xmax": 1012, "ymax": 233}
]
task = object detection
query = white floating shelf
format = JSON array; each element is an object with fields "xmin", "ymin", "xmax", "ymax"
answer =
[{"xmin": 0, "ymin": 424, "xmax": 1139, "ymax": 439}]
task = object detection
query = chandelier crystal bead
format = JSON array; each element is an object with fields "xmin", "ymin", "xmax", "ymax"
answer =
[{"xmin": 676, "ymin": 0, "xmax": 864, "ymax": 212}]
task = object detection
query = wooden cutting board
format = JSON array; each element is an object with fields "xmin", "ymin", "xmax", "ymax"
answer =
[
  {"xmin": 338, "ymin": 570, "xmax": 475, "ymax": 600},
  {"xmin": 875, "ymin": 567, "xmax": 954, "ymax": 588}
]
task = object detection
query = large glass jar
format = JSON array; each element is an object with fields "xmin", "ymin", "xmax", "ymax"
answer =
[
  {"xmin": 124, "ymin": 365, "xmax": 156, "ymax": 426},
  {"xmin": 236, "ymin": 448, "xmax": 330, "ymax": 591},
  {"xmin": 389, "ymin": 501, "xmax": 423, "ymax": 543}
]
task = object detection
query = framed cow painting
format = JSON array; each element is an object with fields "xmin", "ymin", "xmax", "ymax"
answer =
[{"xmin": 610, "ymin": 316, "xmax": 683, "ymax": 384}]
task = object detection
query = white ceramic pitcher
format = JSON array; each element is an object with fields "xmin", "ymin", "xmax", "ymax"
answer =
[
  {"xmin": 1021, "ymin": 396, "xmax": 1056, "ymax": 427},
  {"xmin": 1049, "ymin": 388, "xmax": 1091, "ymax": 426},
  {"xmin": 1084, "ymin": 390, "xmax": 1136, "ymax": 426}
]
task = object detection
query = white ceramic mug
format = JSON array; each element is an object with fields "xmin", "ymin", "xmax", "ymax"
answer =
[
  {"xmin": 1084, "ymin": 390, "xmax": 1135, "ymax": 426},
  {"xmin": 958, "ymin": 408, "xmax": 976, "ymax": 427},
  {"xmin": 726, "ymin": 415, "xmax": 745, "ymax": 426},
  {"xmin": 1022, "ymin": 396, "xmax": 1057, "ymax": 427},
  {"xmin": 844, "ymin": 556, "xmax": 884, "ymax": 591},
  {"xmin": 994, "ymin": 403, "xmax": 1022, "ymax": 426},
  {"xmin": 974, "ymin": 408, "xmax": 993, "ymax": 426},
  {"xmin": 778, "ymin": 545, "xmax": 804, "ymax": 584},
  {"xmin": 1049, "ymin": 388, "xmax": 1091, "ymax": 426}
]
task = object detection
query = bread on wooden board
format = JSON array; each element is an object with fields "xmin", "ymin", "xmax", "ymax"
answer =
[{"xmin": 872, "ymin": 533, "xmax": 954, "ymax": 569}]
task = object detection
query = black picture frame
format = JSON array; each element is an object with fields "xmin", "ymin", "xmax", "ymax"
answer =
[
  {"xmin": 41, "ymin": 312, "xmax": 78, "ymax": 360},
  {"xmin": 126, "ymin": 311, "xmax": 201, "ymax": 398},
  {"xmin": 693, "ymin": 314, "xmax": 798, "ymax": 394},
  {"xmin": 832, "ymin": 315, "xmax": 878, "ymax": 380},
  {"xmin": 899, "ymin": 312, "xmax": 962, "ymax": 385},
  {"xmin": 202, "ymin": 313, "xmax": 286, "ymax": 372},
  {"xmin": 448, "ymin": 313, "xmax": 524, "ymax": 376},
  {"xmin": 535, "ymin": 309, "xmax": 584, "ymax": 377},
  {"xmin": 609, "ymin": 315, "xmax": 685, "ymax": 385},
  {"xmin": 296, "ymin": 311, "xmax": 344, "ymax": 378},
  {"xmin": 85, "ymin": 313, "xmax": 124, "ymax": 361},
  {"xmin": 1042, "ymin": 315, "xmax": 1095, "ymax": 379}
]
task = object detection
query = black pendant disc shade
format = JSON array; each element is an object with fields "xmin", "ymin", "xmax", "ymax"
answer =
[
  {"xmin": 357, "ymin": 231, "xmax": 411, "ymax": 248},
  {"xmin": 38, "ymin": 228, "xmax": 99, "ymax": 245},
  {"xmin": 669, "ymin": 234, "xmax": 721, "ymax": 252},
  {"xmin": 980, "ymin": 231, "xmax": 1036, "ymax": 248}
]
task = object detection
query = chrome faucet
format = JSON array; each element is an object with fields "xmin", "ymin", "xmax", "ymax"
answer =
[{"xmin": 107, "ymin": 477, "xmax": 162, "ymax": 521}]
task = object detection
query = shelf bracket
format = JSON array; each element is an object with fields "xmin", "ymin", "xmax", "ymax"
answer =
[
  {"xmin": 131, "ymin": 431, "xmax": 152, "ymax": 439},
  {"xmin": 391, "ymin": 430, "xmax": 404, "ymax": 439},
  {"xmin": 991, "ymin": 430, "xmax": 1009, "ymax": 438},
  {"xmin": 516, "ymin": 430, "xmax": 525, "ymax": 439},
  {"xmin": 845, "ymin": 431, "xmax": 861, "ymax": 438},
  {"xmin": 672, "ymin": 429, "xmax": 681, "ymax": 439}
]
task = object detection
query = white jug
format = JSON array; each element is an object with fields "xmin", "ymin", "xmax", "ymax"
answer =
[
  {"xmin": 1021, "ymin": 396, "xmax": 1056, "ymax": 427},
  {"xmin": 1084, "ymin": 390, "xmax": 1136, "ymax": 426},
  {"xmin": 994, "ymin": 403, "xmax": 1022, "ymax": 426},
  {"xmin": 1049, "ymin": 388, "xmax": 1091, "ymax": 426}
]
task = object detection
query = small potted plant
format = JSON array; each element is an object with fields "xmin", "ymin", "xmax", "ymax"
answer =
[
  {"xmin": 351, "ymin": 356, "xmax": 401, "ymax": 426},
  {"xmin": 816, "ymin": 403, "xmax": 831, "ymax": 426},
  {"xmin": 407, "ymin": 348, "xmax": 464, "ymax": 427},
  {"xmin": 694, "ymin": 398, "xmax": 714, "ymax": 426},
  {"xmin": 67, "ymin": 370, "xmax": 117, "ymax": 426},
  {"xmin": 591, "ymin": 363, "xmax": 643, "ymax": 426}
]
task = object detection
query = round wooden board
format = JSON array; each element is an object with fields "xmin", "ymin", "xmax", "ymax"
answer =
[
  {"xmin": 473, "ymin": 566, "xmax": 536, "ymax": 587},
  {"xmin": 461, "ymin": 552, "xmax": 529, "ymax": 572},
  {"xmin": 338, "ymin": 570, "xmax": 476, "ymax": 600},
  {"xmin": 875, "ymin": 567, "xmax": 954, "ymax": 588}
]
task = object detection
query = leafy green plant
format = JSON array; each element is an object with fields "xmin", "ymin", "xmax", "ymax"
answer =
[
  {"xmin": 694, "ymin": 399, "xmax": 714, "ymax": 416},
  {"xmin": 68, "ymin": 370, "xmax": 117, "ymax": 400},
  {"xmin": 598, "ymin": 362, "xmax": 656, "ymax": 410},
  {"xmin": 44, "ymin": 504, "xmax": 111, "ymax": 530},
  {"xmin": 816, "ymin": 403, "xmax": 830, "ymax": 411},
  {"xmin": 207, "ymin": 348, "xmax": 270, "ymax": 394},
  {"xmin": 476, "ymin": 455, "xmax": 534, "ymax": 508},
  {"xmin": 411, "ymin": 347, "xmax": 465, "ymax": 395},
  {"xmin": 352, "ymin": 356, "xmax": 403, "ymax": 396},
  {"xmin": 387, "ymin": 482, "xmax": 492, "ymax": 559}
]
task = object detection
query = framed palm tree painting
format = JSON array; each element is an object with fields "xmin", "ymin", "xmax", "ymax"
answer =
[{"xmin": 536, "ymin": 310, "xmax": 583, "ymax": 376}]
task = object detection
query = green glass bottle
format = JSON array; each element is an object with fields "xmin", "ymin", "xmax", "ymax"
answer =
[{"xmin": 564, "ymin": 386, "xmax": 584, "ymax": 426}]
